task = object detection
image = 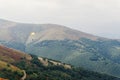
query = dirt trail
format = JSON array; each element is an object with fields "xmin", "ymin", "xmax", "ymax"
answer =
[{"xmin": 21, "ymin": 70, "xmax": 26, "ymax": 80}]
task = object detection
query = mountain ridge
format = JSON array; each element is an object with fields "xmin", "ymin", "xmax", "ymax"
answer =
[{"xmin": 0, "ymin": 19, "xmax": 106, "ymax": 43}]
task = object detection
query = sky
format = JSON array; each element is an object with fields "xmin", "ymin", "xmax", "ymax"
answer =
[{"xmin": 0, "ymin": 0, "xmax": 120, "ymax": 39}]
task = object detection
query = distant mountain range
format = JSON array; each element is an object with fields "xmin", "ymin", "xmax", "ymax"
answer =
[{"xmin": 0, "ymin": 19, "xmax": 120, "ymax": 78}]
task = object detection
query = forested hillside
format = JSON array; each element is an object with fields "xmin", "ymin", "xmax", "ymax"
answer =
[{"xmin": 0, "ymin": 45, "xmax": 119, "ymax": 80}]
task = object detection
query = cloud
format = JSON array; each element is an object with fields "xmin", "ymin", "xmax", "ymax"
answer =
[{"xmin": 0, "ymin": 0, "xmax": 120, "ymax": 38}]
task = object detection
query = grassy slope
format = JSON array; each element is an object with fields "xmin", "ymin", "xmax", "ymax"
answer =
[
  {"xmin": 0, "ymin": 21, "xmax": 100, "ymax": 44},
  {"xmin": 0, "ymin": 60, "xmax": 21, "ymax": 71},
  {"xmin": 26, "ymin": 39, "xmax": 120, "ymax": 78},
  {"xmin": 0, "ymin": 60, "xmax": 23, "ymax": 80},
  {"xmin": 0, "ymin": 45, "xmax": 31, "ymax": 63},
  {"xmin": 0, "ymin": 45, "xmax": 119, "ymax": 80},
  {"xmin": 0, "ymin": 45, "xmax": 31, "ymax": 80},
  {"xmin": 14, "ymin": 54, "xmax": 120, "ymax": 80}
]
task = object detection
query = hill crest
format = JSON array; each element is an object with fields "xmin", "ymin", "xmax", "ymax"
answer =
[{"xmin": 0, "ymin": 19, "xmax": 104, "ymax": 44}]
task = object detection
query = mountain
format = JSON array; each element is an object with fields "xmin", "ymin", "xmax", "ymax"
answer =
[
  {"xmin": 0, "ymin": 19, "xmax": 120, "ymax": 77},
  {"xmin": 0, "ymin": 22, "xmax": 101, "ymax": 43},
  {"xmin": 0, "ymin": 45, "xmax": 119, "ymax": 80}
]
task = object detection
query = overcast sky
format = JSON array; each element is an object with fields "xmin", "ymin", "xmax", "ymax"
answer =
[{"xmin": 0, "ymin": 0, "xmax": 120, "ymax": 39}]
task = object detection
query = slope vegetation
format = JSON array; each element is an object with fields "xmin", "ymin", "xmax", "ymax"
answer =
[{"xmin": 0, "ymin": 45, "xmax": 119, "ymax": 80}]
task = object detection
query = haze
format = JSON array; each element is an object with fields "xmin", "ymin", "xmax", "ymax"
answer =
[{"xmin": 0, "ymin": 0, "xmax": 120, "ymax": 39}]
